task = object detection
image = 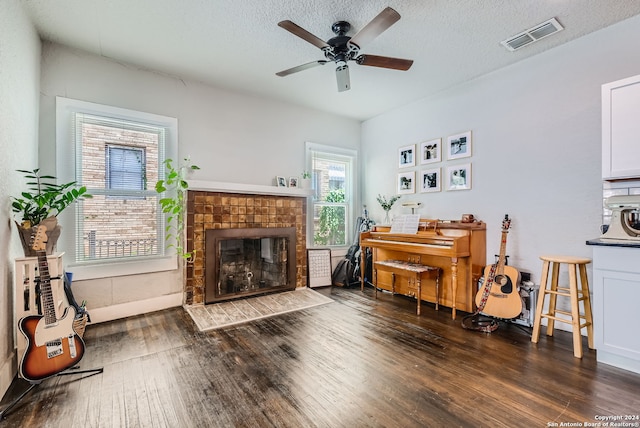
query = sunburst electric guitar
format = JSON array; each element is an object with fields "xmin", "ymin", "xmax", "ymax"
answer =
[
  {"xmin": 475, "ymin": 215, "xmax": 523, "ymax": 319},
  {"xmin": 18, "ymin": 225, "xmax": 85, "ymax": 383}
]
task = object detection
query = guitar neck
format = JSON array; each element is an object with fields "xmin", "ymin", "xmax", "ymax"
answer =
[
  {"xmin": 36, "ymin": 250, "xmax": 56, "ymax": 325},
  {"xmin": 495, "ymin": 231, "xmax": 508, "ymax": 273}
]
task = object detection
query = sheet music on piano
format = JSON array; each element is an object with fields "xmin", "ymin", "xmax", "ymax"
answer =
[{"xmin": 390, "ymin": 214, "xmax": 421, "ymax": 234}]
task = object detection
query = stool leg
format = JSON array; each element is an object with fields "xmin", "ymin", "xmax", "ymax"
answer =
[
  {"xmin": 546, "ymin": 262, "xmax": 560, "ymax": 337},
  {"xmin": 374, "ymin": 268, "xmax": 378, "ymax": 299},
  {"xmin": 568, "ymin": 263, "xmax": 583, "ymax": 358},
  {"xmin": 435, "ymin": 270, "xmax": 439, "ymax": 311},
  {"xmin": 416, "ymin": 275, "xmax": 421, "ymax": 316},
  {"xmin": 532, "ymin": 260, "xmax": 550, "ymax": 343},
  {"xmin": 579, "ymin": 263, "xmax": 595, "ymax": 350},
  {"xmin": 391, "ymin": 272, "xmax": 396, "ymax": 294}
]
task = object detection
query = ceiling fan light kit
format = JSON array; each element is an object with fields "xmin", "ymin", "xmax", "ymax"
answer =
[{"xmin": 276, "ymin": 7, "xmax": 414, "ymax": 92}]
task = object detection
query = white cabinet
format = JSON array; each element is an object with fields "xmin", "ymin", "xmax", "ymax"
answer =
[
  {"xmin": 602, "ymin": 74, "xmax": 640, "ymax": 180},
  {"xmin": 591, "ymin": 245, "xmax": 640, "ymax": 374}
]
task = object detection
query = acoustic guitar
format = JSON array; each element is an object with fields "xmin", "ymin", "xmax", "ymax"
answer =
[
  {"xmin": 19, "ymin": 225, "xmax": 85, "ymax": 383},
  {"xmin": 475, "ymin": 215, "xmax": 523, "ymax": 319}
]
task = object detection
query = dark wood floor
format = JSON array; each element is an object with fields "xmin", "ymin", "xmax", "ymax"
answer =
[{"xmin": 2, "ymin": 286, "xmax": 640, "ymax": 427}]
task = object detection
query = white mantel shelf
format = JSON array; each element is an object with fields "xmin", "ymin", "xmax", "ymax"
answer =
[{"xmin": 189, "ymin": 180, "xmax": 312, "ymax": 197}]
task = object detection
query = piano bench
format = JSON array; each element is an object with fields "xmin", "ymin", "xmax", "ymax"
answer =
[{"xmin": 373, "ymin": 260, "xmax": 441, "ymax": 316}]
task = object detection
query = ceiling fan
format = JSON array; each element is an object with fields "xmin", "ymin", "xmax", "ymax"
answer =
[{"xmin": 276, "ymin": 7, "xmax": 414, "ymax": 92}]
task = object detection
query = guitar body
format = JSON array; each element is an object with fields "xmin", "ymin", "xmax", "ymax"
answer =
[
  {"xmin": 18, "ymin": 301, "xmax": 85, "ymax": 383},
  {"xmin": 476, "ymin": 264, "xmax": 522, "ymax": 319},
  {"xmin": 474, "ymin": 214, "xmax": 523, "ymax": 320}
]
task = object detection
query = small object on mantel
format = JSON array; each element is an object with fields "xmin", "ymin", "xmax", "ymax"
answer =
[
  {"xmin": 402, "ymin": 202, "xmax": 422, "ymax": 214},
  {"xmin": 461, "ymin": 214, "xmax": 476, "ymax": 223}
]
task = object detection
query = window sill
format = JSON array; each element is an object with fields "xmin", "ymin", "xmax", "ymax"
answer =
[{"xmin": 67, "ymin": 256, "xmax": 178, "ymax": 281}]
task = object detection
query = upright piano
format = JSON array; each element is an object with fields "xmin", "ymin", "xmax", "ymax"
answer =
[{"xmin": 360, "ymin": 220, "xmax": 486, "ymax": 318}]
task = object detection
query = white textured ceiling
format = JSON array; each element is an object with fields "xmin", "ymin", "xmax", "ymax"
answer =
[{"xmin": 20, "ymin": 0, "xmax": 640, "ymax": 120}]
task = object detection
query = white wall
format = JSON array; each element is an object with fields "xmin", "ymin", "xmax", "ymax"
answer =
[
  {"xmin": 362, "ymin": 15, "xmax": 640, "ymax": 286},
  {"xmin": 38, "ymin": 42, "xmax": 361, "ymax": 320},
  {"xmin": 0, "ymin": 0, "xmax": 41, "ymax": 399}
]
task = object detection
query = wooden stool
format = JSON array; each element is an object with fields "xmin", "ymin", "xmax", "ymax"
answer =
[{"xmin": 531, "ymin": 255, "xmax": 594, "ymax": 358}]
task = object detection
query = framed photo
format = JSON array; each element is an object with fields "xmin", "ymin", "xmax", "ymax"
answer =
[
  {"xmin": 420, "ymin": 138, "xmax": 441, "ymax": 164},
  {"xmin": 420, "ymin": 168, "xmax": 441, "ymax": 193},
  {"xmin": 276, "ymin": 176, "xmax": 287, "ymax": 187},
  {"xmin": 397, "ymin": 171, "xmax": 415, "ymax": 194},
  {"xmin": 447, "ymin": 131, "xmax": 472, "ymax": 160},
  {"xmin": 288, "ymin": 177, "xmax": 298, "ymax": 188},
  {"xmin": 447, "ymin": 163, "xmax": 472, "ymax": 191},
  {"xmin": 398, "ymin": 144, "xmax": 416, "ymax": 168}
]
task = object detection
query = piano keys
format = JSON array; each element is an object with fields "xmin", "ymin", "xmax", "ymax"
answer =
[{"xmin": 360, "ymin": 220, "xmax": 486, "ymax": 319}]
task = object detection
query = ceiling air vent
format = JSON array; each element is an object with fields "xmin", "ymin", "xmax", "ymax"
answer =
[{"xmin": 501, "ymin": 18, "xmax": 564, "ymax": 51}]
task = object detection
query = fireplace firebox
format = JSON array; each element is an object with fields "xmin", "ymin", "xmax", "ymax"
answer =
[{"xmin": 205, "ymin": 227, "xmax": 297, "ymax": 303}]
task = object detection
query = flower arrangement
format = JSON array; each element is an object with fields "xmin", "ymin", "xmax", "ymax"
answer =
[
  {"xmin": 301, "ymin": 171, "xmax": 311, "ymax": 179},
  {"xmin": 376, "ymin": 194, "xmax": 401, "ymax": 211}
]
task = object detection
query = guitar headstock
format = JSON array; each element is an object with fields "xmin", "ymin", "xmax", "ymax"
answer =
[
  {"xmin": 502, "ymin": 214, "xmax": 511, "ymax": 232},
  {"xmin": 29, "ymin": 225, "xmax": 48, "ymax": 252}
]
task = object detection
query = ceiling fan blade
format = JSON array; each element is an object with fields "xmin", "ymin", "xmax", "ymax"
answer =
[
  {"xmin": 276, "ymin": 60, "xmax": 329, "ymax": 77},
  {"xmin": 356, "ymin": 54, "xmax": 413, "ymax": 71},
  {"xmin": 348, "ymin": 7, "xmax": 401, "ymax": 49},
  {"xmin": 278, "ymin": 20, "xmax": 330, "ymax": 50},
  {"xmin": 336, "ymin": 65, "xmax": 350, "ymax": 92}
]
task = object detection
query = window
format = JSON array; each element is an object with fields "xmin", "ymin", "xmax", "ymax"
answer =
[
  {"xmin": 106, "ymin": 145, "xmax": 145, "ymax": 194},
  {"xmin": 56, "ymin": 97, "xmax": 177, "ymax": 280},
  {"xmin": 305, "ymin": 142, "xmax": 357, "ymax": 248}
]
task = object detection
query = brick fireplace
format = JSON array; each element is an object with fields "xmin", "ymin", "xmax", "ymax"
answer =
[{"xmin": 185, "ymin": 188, "xmax": 307, "ymax": 305}]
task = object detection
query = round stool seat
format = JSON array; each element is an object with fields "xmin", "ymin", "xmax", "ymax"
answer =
[{"xmin": 539, "ymin": 255, "xmax": 592, "ymax": 265}]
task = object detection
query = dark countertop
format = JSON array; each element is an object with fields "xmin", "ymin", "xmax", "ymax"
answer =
[{"xmin": 586, "ymin": 238, "xmax": 640, "ymax": 248}]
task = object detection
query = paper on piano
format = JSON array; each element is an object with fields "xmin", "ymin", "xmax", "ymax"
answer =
[{"xmin": 390, "ymin": 214, "xmax": 421, "ymax": 234}]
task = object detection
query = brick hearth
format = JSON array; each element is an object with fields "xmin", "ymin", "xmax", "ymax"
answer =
[{"xmin": 185, "ymin": 191, "xmax": 307, "ymax": 305}]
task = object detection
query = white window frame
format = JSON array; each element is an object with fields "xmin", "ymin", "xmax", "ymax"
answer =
[
  {"xmin": 305, "ymin": 141, "xmax": 358, "ymax": 250},
  {"xmin": 56, "ymin": 97, "xmax": 178, "ymax": 280}
]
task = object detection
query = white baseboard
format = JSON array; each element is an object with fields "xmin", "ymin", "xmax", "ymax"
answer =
[
  {"xmin": 87, "ymin": 293, "xmax": 183, "ymax": 324},
  {"xmin": 597, "ymin": 350, "xmax": 640, "ymax": 375}
]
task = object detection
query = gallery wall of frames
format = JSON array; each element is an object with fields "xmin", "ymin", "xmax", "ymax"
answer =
[{"xmin": 397, "ymin": 130, "xmax": 472, "ymax": 194}]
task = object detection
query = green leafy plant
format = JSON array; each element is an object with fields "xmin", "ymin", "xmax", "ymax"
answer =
[
  {"xmin": 314, "ymin": 188, "xmax": 346, "ymax": 246},
  {"xmin": 302, "ymin": 171, "xmax": 311, "ymax": 179},
  {"xmin": 376, "ymin": 194, "xmax": 401, "ymax": 211},
  {"xmin": 155, "ymin": 158, "xmax": 200, "ymax": 261},
  {"xmin": 11, "ymin": 168, "xmax": 91, "ymax": 227}
]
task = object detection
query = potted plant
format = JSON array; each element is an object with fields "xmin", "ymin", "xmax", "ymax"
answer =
[
  {"xmin": 11, "ymin": 168, "xmax": 91, "ymax": 256},
  {"xmin": 300, "ymin": 171, "xmax": 311, "ymax": 189},
  {"xmin": 155, "ymin": 158, "xmax": 200, "ymax": 261}
]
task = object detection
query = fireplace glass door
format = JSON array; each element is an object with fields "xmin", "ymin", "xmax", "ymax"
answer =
[{"xmin": 205, "ymin": 227, "xmax": 296, "ymax": 303}]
